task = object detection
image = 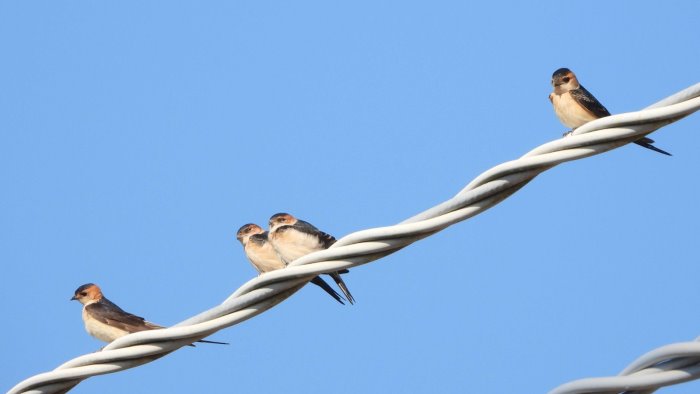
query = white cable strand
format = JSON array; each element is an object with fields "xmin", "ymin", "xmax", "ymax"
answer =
[
  {"xmin": 8, "ymin": 83, "xmax": 700, "ymax": 394},
  {"xmin": 549, "ymin": 342, "xmax": 700, "ymax": 394}
]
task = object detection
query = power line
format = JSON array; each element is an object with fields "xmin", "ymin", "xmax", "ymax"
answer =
[{"xmin": 9, "ymin": 82, "xmax": 700, "ymax": 394}]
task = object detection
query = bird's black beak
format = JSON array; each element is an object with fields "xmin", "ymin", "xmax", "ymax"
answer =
[{"xmin": 70, "ymin": 295, "xmax": 77, "ymax": 301}]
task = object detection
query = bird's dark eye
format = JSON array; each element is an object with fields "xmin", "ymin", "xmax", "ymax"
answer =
[
  {"xmin": 562, "ymin": 77, "xmax": 570, "ymax": 83},
  {"xmin": 80, "ymin": 292, "xmax": 87, "ymax": 296}
]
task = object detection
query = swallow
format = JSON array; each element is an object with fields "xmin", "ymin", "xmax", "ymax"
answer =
[
  {"xmin": 549, "ymin": 67, "xmax": 671, "ymax": 156},
  {"xmin": 268, "ymin": 213, "xmax": 355, "ymax": 304},
  {"xmin": 236, "ymin": 223, "xmax": 346, "ymax": 304},
  {"xmin": 71, "ymin": 283, "xmax": 227, "ymax": 346}
]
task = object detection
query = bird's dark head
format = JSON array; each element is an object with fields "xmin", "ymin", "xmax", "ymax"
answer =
[
  {"xmin": 551, "ymin": 67, "xmax": 579, "ymax": 92},
  {"xmin": 236, "ymin": 223, "xmax": 264, "ymax": 245},
  {"xmin": 71, "ymin": 283, "xmax": 103, "ymax": 305},
  {"xmin": 269, "ymin": 212, "xmax": 297, "ymax": 232}
]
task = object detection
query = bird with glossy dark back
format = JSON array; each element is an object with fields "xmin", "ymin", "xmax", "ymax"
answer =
[
  {"xmin": 71, "ymin": 283, "xmax": 228, "ymax": 346},
  {"xmin": 549, "ymin": 67, "xmax": 671, "ymax": 156},
  {"xmin": 236, "ymin": 223, "xmax": 347, "ymax": 304},
  {"xmin": 268, "ymin": 213, "xmax": 355, "ymax": 304}
]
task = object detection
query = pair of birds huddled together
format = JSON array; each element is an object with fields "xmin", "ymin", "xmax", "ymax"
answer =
[
  {"xmin": 71, "ymin": 68, "xmax": 671, "ymax": 348},
  {"xmin": 71, "ymin": 213, "xmax": 350, "ymax": 347},
  {"xmin": 235, "ymin": 212, "xmax": 354, "ymax": 305}
]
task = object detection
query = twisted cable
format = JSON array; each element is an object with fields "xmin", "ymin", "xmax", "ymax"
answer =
[{"xmin": 8, "ymin": 82, "xmax": 700, "ymax": 394}]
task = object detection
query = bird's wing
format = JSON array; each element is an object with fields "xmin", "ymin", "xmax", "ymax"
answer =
[
  {"xmin": 87, "ymin": 299, "xmax": 162, "ymax": 333},
  {"xmin": 570, "ymin": 85, "xmax": 611, "ymax": 118},
  {"xmin": 294, "ymin": 220, "xmax": 337, "ymax": 248}
]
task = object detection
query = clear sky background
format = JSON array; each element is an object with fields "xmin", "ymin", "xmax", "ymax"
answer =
[{"xmin": 2, "ymin": 2, "xmax": 700, "ymax": 393}]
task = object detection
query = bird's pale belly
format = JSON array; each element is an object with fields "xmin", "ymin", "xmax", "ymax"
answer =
[
  {"xmin": 551, "ymin": 92, "xmax": 596, "ymax": 129},
  {"xmin": 83, "ymin": 308, "xmax": 128, "ymax": 343},
  {"xmin": 273, "ymin": 231, "xmax": 323, "ymax": 263},
  {"xmin": 247, "ymin": 245, "xmax": 285, "ymax": 272}
]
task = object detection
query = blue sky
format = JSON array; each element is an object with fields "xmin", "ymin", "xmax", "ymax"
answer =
[{"xmin": 2, "ymin": 2, "xmax": 700, "ymax": 393}]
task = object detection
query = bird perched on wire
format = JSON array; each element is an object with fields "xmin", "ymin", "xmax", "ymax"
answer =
[
  {"xmin": 549, "ymin": 67, "xmax": 671, "ymax": 156},
  {"xmin": 236, "ymin": 223, "xmax": 347, "ymax": 304},
  {"xmin": 268, "ymin": 213, "xmax": 355, "ymax": 304},
  {"xmin": 71, "ymin": 283, "xmax": 228, "ymax": 346}
]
